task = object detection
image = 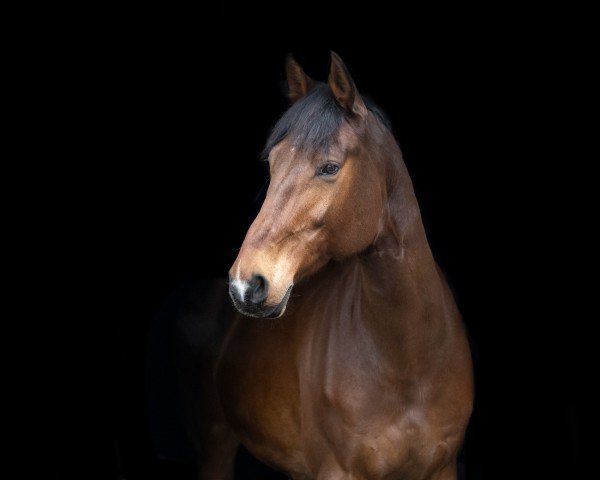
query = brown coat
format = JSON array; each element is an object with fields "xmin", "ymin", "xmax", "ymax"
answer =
[{"xmin": 210, "ymin": 53, "xmax": 472, "ymax": 480}]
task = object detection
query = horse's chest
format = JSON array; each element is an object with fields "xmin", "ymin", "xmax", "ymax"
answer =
[
  {"xmin": 217, "ymin": 319, "xmax": 445, "ymax": 479},
  {"xmin": 306, "ymin": 383, "xmax": 446, "ymax": 479},
  {"xmin": 216, "ymin": 317, "xmax": 307, "ymax": 472}
]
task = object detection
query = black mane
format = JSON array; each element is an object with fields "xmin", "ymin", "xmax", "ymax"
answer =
[{"xmin": 263, "ymin": 82, "xmax": 391, "ymax": 159}]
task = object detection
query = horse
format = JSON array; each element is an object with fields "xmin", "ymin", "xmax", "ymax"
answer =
[{"xmin": 196, "ymin": 52, "xmax": 473, "ymax": 480}]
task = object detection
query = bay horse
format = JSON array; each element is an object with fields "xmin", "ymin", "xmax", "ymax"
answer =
[{"xmin": 201, "ymin": 53, "xmax": 473, "ymax": 480}]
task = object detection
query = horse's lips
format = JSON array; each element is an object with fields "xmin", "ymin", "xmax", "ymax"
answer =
[
  {"xmin": 231, "ymin": 284, "xmax": 293, "ymax": 319},
  {"xmin": 264, "ymin": 285, "xmax": 293, "ymax": 319}
]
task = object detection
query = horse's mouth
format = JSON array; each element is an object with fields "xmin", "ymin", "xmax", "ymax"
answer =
[
  {"xmin": 263, "ymin": 285, "xmax": 293, "ymax": 318},
  {"xmin": 231, "ymin": 284, "xmax": 293, "ymax": 319}
]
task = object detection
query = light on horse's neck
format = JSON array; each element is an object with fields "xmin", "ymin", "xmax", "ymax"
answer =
[
  {"xmin": 372, "ymin": 131, "xmax": 433, "ymax": 266},
  {"xmin": 348, "ymin": 130, "xmax": 447, "ymax": 366},
  {"xmin": 352, "ymin": 124, "xmax": 443, "ymax": 319}
]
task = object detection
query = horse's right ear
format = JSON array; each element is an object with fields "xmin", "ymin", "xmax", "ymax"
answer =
[{"xmin": 285, "ymin": 55, "xmax": 315, "ymax": 104}]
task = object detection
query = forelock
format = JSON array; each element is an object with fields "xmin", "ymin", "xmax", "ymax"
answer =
[{"xmin": 263, "ymin": 83, "xmax": 344, "ymax": 159}]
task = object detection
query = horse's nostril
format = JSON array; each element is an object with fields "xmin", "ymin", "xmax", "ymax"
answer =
[{"xmin": 248, "ymin": 274, "xmax": 269, "ymax": 304}]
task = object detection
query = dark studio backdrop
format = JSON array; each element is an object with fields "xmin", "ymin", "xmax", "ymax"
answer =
[{"xmin": 41, "ymin": 7, "xmax": 582, "ymax": 480}]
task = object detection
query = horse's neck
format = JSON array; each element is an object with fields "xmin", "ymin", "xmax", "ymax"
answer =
[{"xmin": 332, "ymin": 148, "xmax": 448, "ymax": 373}]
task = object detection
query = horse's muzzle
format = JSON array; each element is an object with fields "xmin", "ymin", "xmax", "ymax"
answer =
[{"xmin": 229, "ymin": 275, "xmax": 292, "ymax": 318}]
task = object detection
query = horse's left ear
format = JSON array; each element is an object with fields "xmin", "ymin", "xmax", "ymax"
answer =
[
  {"xmin": 285, "ymin": 55, "xmax": 316, "ymax": 104},
  {"xmin": 328, "ymin": 52, "xmax": 367, "ymax": 118}
]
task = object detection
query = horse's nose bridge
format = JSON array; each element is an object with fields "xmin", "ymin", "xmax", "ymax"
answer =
[
  {"xmin": 230, "ymin": 173, "xmax": 302, "ymax": 289},
  {"xmin": 248, "ymin": 172, "xmax": 302, "ymax": 241},
  {"xmin": 245, "ymin": 199, "xmax": 296, "ymax": 250},
  {"xmin": 245, "ymin": 211, "xmax": 276, "ymax": 246}
]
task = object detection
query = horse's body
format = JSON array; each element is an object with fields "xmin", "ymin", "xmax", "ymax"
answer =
[
  {"xmin": 218, "ymin": 263, "xmax": 471, "ymax": 479},
  {"xmin": 200, "ymin": 53, "xmax": 472, "ymax": 479}
]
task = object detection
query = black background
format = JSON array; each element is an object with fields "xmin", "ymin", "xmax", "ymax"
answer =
[{"xmin": 37, "ymin": 6, "xmax": 583, "ymax": 480}]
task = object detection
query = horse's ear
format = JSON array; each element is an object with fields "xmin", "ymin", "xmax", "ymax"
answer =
[
  {"xmin": 285, "ymin": 55, "xmax": 315, "ymax": 104},
  {"xmin": 327, "ymin": 51, "xmax": 367, "ymax": 118}
]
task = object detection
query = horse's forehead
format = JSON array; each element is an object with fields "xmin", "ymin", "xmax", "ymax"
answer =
[
  {"xmin": 269, "ymin": 139, "xmax": 294, "ymax": 158},
  {"xmin": 336, "ymin": 121, "xmax": 359, "ymax": 143},
  {"xmin": 269, "ymin": 123, "xmax": 357, "ymax": 162}
]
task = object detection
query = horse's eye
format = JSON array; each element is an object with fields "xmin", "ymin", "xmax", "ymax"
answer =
[{"xmin": 318, "ymin": 163, "xmax": 340, "ymax": 176}]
